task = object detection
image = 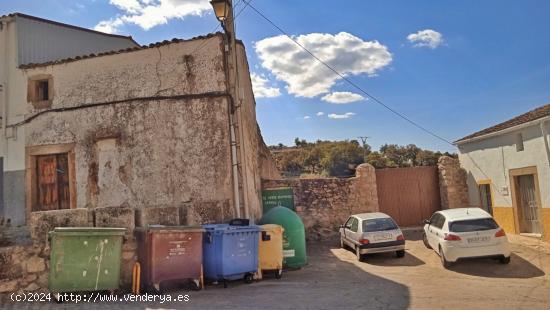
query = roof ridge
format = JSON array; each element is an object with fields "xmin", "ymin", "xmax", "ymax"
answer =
[
  {"xmin": 455, "ymin": 103, "xmax": 550, "ymax": 143},
  {"xmin": 1, "ymin": 12, "xmax": 139, "ymax": 45}
]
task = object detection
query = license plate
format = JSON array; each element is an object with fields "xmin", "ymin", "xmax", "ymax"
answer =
[
  {"xmin": 467, "ymin": 236, "xmax": 490, "ymax": 243},
  {"xmin": 374, "ymin": 233, "xmax": 393, "ymax": 241}
]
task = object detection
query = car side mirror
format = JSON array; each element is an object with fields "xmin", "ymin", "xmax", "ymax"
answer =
[
  {"xmin": 423, "ymin": 219, "xmax": 430, "ymax": 225},
  {"xmin": 339, "ymin": 224, "xmax": 345, "ymax": 229}
]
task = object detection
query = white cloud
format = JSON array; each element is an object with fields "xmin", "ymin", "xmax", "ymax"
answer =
[
  {"xmin": 328, "ymin": 112, "xmax": 356, "ymax": 119},
  {"xmin": 95, "ymin": 18, "xmax": 125, "ymax": 33},
  {"xmin": 94, "ymin": 0, "xmax": 211, "ymax": 33},
  {"xmin": 255, "ymin": 32, "xmax": 392, "ymax": 98},
  {"xmin": 303, "ymin": 116, "xmax": 311, "ymax": 119},
  {"xmin": 321, "ymin": 91, "xmax": 365, "ymax": 104},
  {"xmin": 316, "ymin": 112, "xmax": 324, "ymax": 116},
  {"xmin": 250, "ymin": 73, "xmax": 281, "ymax": 98},
  {"xmin": 407, "ymin": 29, "xmax": 443, "ymax": 49}
]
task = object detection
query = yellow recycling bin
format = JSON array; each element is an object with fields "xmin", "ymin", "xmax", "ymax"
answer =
[{"xmin": 258, "ymin": 224, "xmax": 284, "ymax": 279}]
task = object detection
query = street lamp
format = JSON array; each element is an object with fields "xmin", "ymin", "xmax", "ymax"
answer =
[{"xmin": 210, "ymin": 0, "xmax": 230, "ymax": 23}]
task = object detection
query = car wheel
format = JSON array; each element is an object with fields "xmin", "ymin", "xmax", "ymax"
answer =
[
  {"xmin": 439, "ymin": 246, "xmax": 452, "ymax": 269},
  {"xmin": 356, "ymin": 246, "xmax": 363, "ymax": 262},
  {"xmin": 499, "ymin": 256, "xmax": 511, "ymax": 264},
  {"xmin": 396, "ymin": 250, "xmax": 405, "ymax": 258},
  {"xmin": 422, "ymin": 232, "xmax": 432, "ymax": 249}
]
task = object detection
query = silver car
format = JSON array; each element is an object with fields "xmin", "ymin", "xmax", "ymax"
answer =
[{"xmin": 339, "ymin": 212, "xmax": 406, "ymax": 261}]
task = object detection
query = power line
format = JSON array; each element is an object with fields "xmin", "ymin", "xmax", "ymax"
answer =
[
  {"xmin": 242, "ymin": 0, "xmax": 454, "ymax": 146},
  {"xmin": 187, "ymin": 0, "xmax": 252, "ymax": 57},
  {"xmin": 242, "ymin": 1, "xmax": 519, "ymax": 212}
]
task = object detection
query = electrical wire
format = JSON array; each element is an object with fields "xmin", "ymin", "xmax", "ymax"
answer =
[
  {"xmin": 242, "ymin": 0, "xmax": 454, "ymax": 146},
  {"xmin": 187, "ymin": 0, "xmax": 252, "ymax": 57},
  {"xmin": 242, "ymin": 0, "xmax": 520, "ymax": 205}
]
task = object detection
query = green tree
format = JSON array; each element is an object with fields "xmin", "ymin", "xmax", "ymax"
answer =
[
  {"xmin": 365, "ymin": 151, "xmax": 396, "ymax": 169},
  {"xmin": 319, "ymin": 141, "xmax": 365, "ymax": 176}
]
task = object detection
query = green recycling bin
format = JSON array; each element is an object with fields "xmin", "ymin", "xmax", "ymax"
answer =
[
  {"xmin": 259, "ymin": 206, "xmax": 307, "ymax": 268},
  {"xmin": 49, "ymin": 227, "xmax": 126, "ymax": 293}
]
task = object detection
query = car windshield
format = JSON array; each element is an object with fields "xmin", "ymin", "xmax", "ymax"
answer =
[
  {"xmin": 449, "ymin": 218, "xmax": 499, "ymax": 232},
  {"xmin": 363, "ymin": 218, "xmax": 398, "ymax": 232}
]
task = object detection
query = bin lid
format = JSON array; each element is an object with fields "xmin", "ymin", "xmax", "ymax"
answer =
[
  {"xmin": 260, "ymin": 224, "xmax": 284, "ymax": 233},
  {"xmin": 202, "ymin": 223, "xmax": 260, "ymax": 233},
  {"xmin": 139, "ymin": 225, "xmax": 204, "ymax": 232},
  {"xmin": 50, "ymin": 227, "xmax": 126, "ymax": 236}
]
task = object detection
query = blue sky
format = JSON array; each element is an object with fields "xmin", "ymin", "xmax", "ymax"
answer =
[{"xmin": 3, "ymin": 0, "xmax": 550, "ymax": 152}]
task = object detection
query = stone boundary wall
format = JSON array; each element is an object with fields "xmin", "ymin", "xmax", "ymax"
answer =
[
  {"xmin": 262, "ymin": 164, "xmax": 379, "ymax": 240},
  {"xmin": 438, "ymin": 156, "xmax": 469, "ymax": 209},
  {"xmin": 0, "ymin": 205, "xmax": 187, "ymax": 294}
]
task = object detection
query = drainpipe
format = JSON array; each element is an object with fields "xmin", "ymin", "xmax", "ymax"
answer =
[
  {"xmin": 1, "ymin": 20, "xmax": 9, "ymax": 147},
  {"xmin": 229, "ymin": 112, "xmax": 241, "ymax": 218},
  {"xmin": 541, "ymin": 119, "xmax": 550, "ymax": 166}
]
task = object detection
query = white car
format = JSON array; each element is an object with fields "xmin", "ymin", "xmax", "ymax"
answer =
[
  {"xmin": 340, "ymin": 212, "xmax": 406, "ymax": 261},
  {"xmin": 423, "ymin": 208, "xmax": 511, "ymax": 268}
]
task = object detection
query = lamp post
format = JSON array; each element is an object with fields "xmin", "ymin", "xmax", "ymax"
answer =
[
  {"xmin": 210, "ymin": 0, "xmax": 250, "ymax": 219},
  {"xmin": 210, "ymin": 0, "xmax": 230, "ymax": 27}
]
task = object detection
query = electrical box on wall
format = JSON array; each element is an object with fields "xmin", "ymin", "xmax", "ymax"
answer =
[{"xmin": 501, "ymin": 186, "xmax": 509, "ymax": 196}]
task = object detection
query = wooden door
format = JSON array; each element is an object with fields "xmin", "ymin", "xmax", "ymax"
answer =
[
  {"xmin": 35, "ymin": 153, "xmax": 70, "ymax": 211},
  {"xmin": 517, "ymin": 175, "xmax": 541, "ymax": 234}
]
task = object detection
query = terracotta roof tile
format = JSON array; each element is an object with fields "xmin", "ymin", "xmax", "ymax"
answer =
[{"xmin": 455, "ymin": 103, "xmax": 550, "ymax": 143}]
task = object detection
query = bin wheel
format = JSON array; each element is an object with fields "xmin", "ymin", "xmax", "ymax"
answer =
[
  {"xmin": 149, "ymin": 283, "xmax": 162, "ymax": 294},
  {"xmin": 275, "ymin": 269, "xmax": 283, "ymax": 279},
  {"xmin": 223, "ymin": 280, "xmax": 229, "ymax": 288},
  {"xmin": 192, "ymin": 279, "xmax": 202, "ymax": 291},
  {"xmin": 244, "ymin": 273, "xmax": 254, "ymax": 284}
]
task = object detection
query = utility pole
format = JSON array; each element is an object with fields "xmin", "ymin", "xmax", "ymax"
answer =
[{"xmin": 358, "ymin": 136, "xmax": 370, "ymax": 149}]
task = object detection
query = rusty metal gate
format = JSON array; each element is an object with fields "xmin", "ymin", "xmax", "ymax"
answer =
[{"xmin": 376, "ymin": 166, "xmax": 441, "ymax": 227}]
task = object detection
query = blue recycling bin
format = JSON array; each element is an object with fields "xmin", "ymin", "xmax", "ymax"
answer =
[{"xmin": 202, "ymin": 224, "xmax": 260, "ymax": 287}]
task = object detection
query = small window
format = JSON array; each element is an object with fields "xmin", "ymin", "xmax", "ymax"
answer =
[
  {"xmin": 28, "ymin": 75, "xmax": 53, "ymax": 109},
  {"xmin": 37, "ymin": 80, "xmax": 49, "ymax": 101},
  {"xmin": 516, "ymin": 133, "xmax": 524, "ymax": 152}
]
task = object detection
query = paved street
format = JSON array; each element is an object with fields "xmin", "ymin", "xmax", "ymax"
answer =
[{"xmin": 2, "ymin": 230, "xmax": 550, "ymax": 310}]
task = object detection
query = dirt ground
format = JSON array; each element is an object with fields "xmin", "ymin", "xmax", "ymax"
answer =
[{"xmin": 2, "ymin": 229, "xmax": 550, "ymax": 310}]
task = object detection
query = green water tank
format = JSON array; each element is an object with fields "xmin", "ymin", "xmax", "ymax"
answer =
[{"xmin": 259, "ymin": 206, "xmax": 307, "ymax": 268}]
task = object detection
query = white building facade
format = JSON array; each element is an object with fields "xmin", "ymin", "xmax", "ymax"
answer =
[{"xmin": 456, "ymin": 104, "xmax": 550, "ymax": 242}]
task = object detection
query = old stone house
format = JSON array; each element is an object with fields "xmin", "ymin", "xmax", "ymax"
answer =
[
  {"xmin": 0, "ymin": 13, "xmax": 139, "ymax": 226},
  {"xmin": 14, "ymin": 32, "xmax": 279, "ymax": 229},
  {"xmin": 456, "ymin": 104, "xmax": 550, "ymax": 242}
]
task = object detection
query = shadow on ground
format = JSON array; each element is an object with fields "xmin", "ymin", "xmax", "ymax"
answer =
[
  {"xmin": 447, "ymin": 253, "xmax": 545, "ymax": 279},
  {"xmin": 362, "ymin": 251, "xmax": 425, "ymax": 267},
  {"xmin": 1, "ymin": 242, "xmax": 410, "ymax": 310}
]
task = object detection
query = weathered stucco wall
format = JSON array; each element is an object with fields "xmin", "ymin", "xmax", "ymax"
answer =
[
  {"xmin": 262, "ymin": 164, "xmax": 378, "ymax": 239},
  {"xmin": 21, "ymin": 35, "xmax": 236, "ymax": 224}
]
